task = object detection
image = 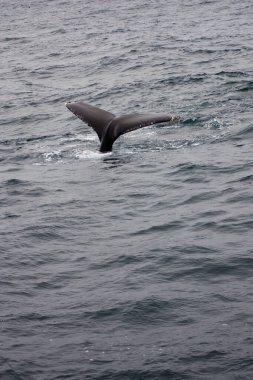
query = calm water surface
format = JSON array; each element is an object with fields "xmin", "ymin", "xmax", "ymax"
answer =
[{"xmin": 1, "ymin": 0, "xmax": 253, "ymax": 379}]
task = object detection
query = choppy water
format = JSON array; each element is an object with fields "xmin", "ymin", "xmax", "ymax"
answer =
[{"xmin": 1, "ymin": 0, "xmax": 253, "ymax": 379}]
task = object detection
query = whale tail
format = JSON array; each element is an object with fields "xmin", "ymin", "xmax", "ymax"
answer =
[{"xmin": 66, "ymin": 101, "xmax": 178, "ymax": 152}]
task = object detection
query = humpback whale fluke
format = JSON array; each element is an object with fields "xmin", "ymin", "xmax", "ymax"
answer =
[{"xmin": 66, "ymin": 101, "xmax": 179, "ymax": 152}]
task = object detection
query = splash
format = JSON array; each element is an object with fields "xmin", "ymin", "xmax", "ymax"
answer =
[{"xmin": 75, "ymin": 150, "xmax": 111, "ymax": 160}]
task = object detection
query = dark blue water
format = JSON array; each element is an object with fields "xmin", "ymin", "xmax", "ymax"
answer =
[{"xmin": 1, "ymin": 1, "xmax": 253, "ymax": 379}]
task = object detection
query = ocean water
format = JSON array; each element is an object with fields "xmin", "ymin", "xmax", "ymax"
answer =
[{"xmin": 1, "ymin": 0, "xmax": 253, "ymax": 379}]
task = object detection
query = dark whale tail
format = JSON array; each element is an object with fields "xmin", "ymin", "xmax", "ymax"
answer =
[{"xmin": 66, "ymin": 101, "xmax": 179, "ymax": 152}]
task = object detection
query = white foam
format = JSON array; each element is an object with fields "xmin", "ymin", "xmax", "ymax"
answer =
[
  {"xmin": 71, "ymin": 134, "xmax": 97, "ymax": 141},
  {"xmin": 125, "ymin": 128, "xmax": 154, "ymax": 139},
  {"xmin": 61, "ymin": 134, "xmax": 97, "ymax": 143},
  {"xmin": 75, "ymin": 150, "xmax": 111, "ymax": 160},
  {"xmin": 43, "ymin": 150, "xmax": 62, "ymax": 161},
  {"xmin": 83, "ymin": 134, "xmax": 97, "ymax": 141},
  {"xmin": 204, "ymin": 118, "xmax": 224, "ymax": 130}
]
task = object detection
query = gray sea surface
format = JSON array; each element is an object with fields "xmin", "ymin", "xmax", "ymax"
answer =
[{"xmin": 1, "ymin": 0, "xmax": 253, "ymax": 379}]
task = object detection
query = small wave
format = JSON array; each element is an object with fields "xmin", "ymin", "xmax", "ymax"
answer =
[
  {"xmin": 236, "ymin": 81, "xmax": 253, "ymax": 92},
  {"xmin": 23, "ymin": 226, "xmax": 66, "ymax": 242},
  {"xmin": 215, "ymin": 70, "xmax": 249, "ymax": 78},
  {"xmin": 82, "ymin": 296, "xmax": 175, "ymax": 325},
  {"xmin": 237, "ymin": 174, "xmax": 253, "ymax": 183},
  {"xmin": 1, "ymin": 213, "xmax": 20, "ymax": 220},
  {"xmin": 51, "ymin": 28, "xmax": 66, "ymax": 35},
  {"xmin": 86, "ymin": 369, "xmax": 188, "ymax": 380},
  {"xmin": 3, "ymin": 36, "xmax": 29, "ymax": 43},
  {"xmin": 130, "ymin": 220, "xmax": 184, "ymax": 236},
  {"xmin": 232, "ymin": 124, "xmax": 253, "ymax": 139},
  {"xmin": 4, "ymin": 179, "xmax": 29, "ymax": 187}
]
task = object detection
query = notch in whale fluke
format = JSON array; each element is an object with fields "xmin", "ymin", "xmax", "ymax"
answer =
[{"xmin": 66, "ymin": 101, "xmax": 179, "ymax": 152}]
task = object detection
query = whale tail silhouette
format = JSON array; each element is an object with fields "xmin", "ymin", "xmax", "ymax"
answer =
[{"xmin": 66, "ymin": 101, "xmax": 179, "ymax": 152}]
